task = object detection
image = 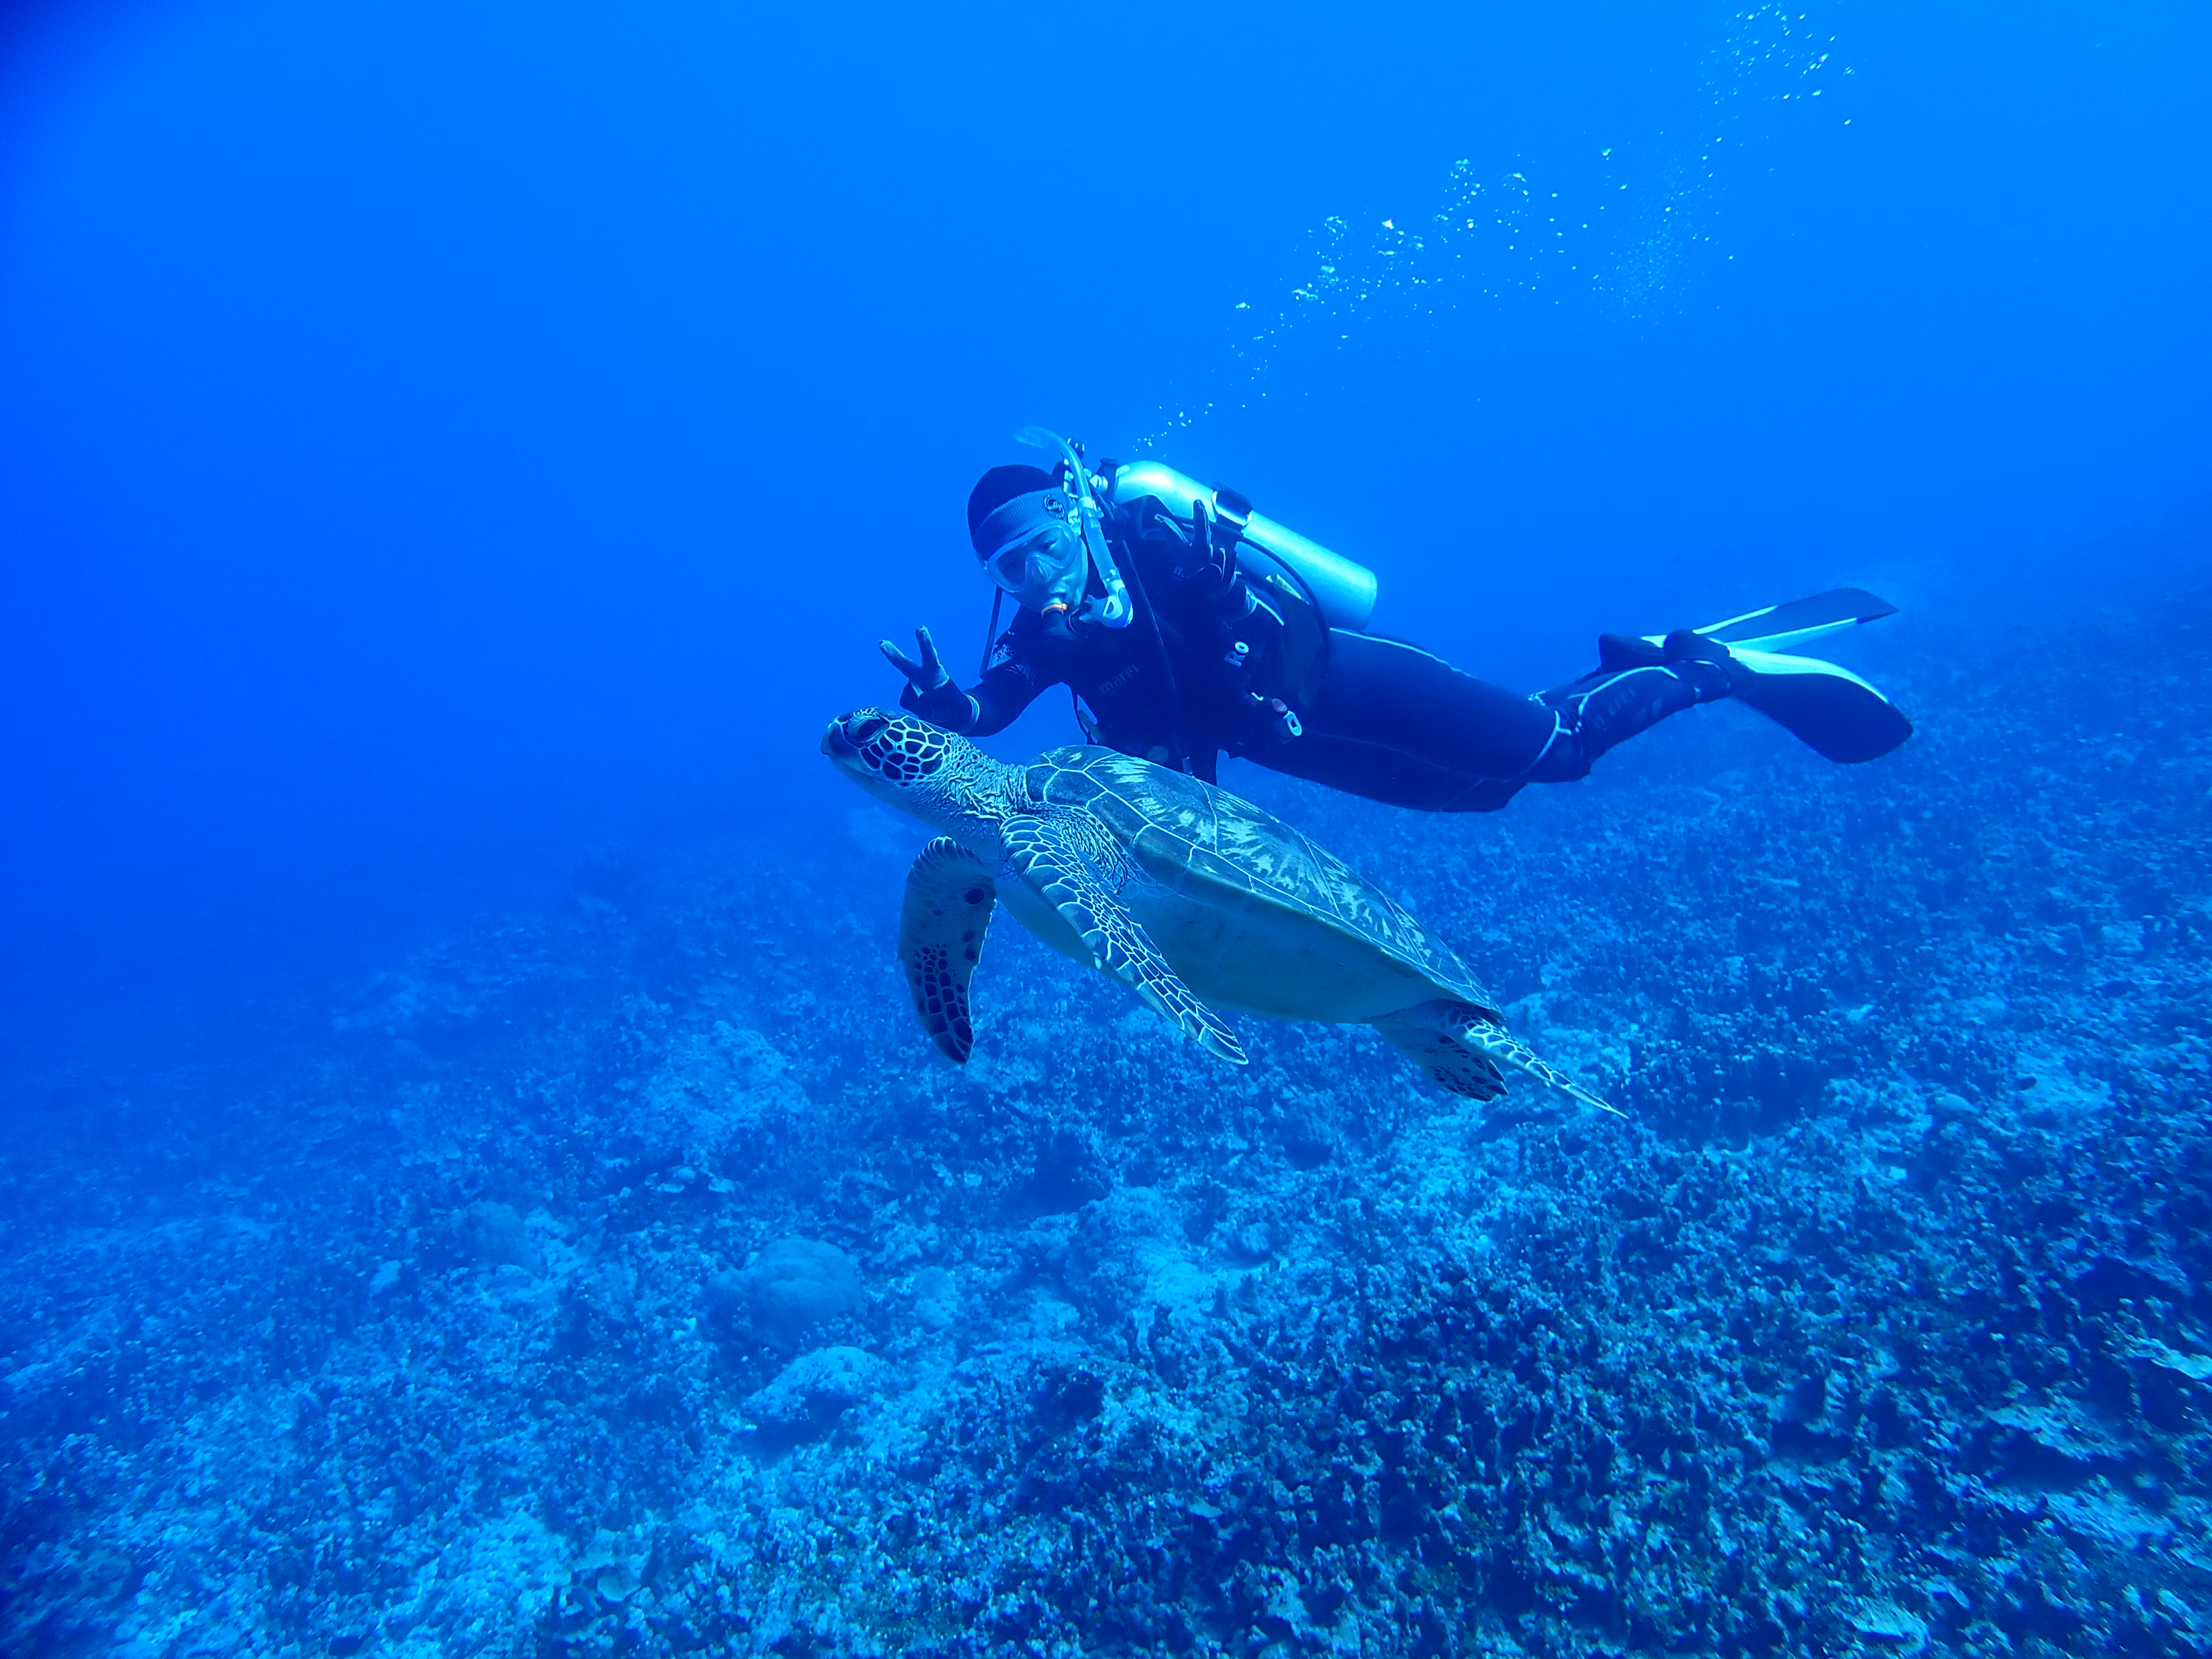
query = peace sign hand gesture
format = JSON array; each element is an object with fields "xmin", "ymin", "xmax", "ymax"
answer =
[
  {"xmin": 879, "ymin": 625, "xmax": 950, "ymax": 697},
  {"xmin": 878, "ymin": 626, "xmax": 977, "ymax": 731}
]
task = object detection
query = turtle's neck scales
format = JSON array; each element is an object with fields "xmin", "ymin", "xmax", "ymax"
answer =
[{"xmin": 911, "ymin": 743, "xmax": 1029, "ymax": 862}]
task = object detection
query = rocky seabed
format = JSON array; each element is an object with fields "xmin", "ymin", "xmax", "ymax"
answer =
[{"xmin": 4, "ymin": 601, "xmax": 2210, "ymax": 1658}]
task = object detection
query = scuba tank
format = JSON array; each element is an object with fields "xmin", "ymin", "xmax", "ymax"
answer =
[{"xmin": 1103, "ymin": 459, "xmax": 1379, "ymax": 632}]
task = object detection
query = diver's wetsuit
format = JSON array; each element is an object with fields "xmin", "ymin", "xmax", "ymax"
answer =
[{"xmin": 905, "ymin": 496, "xmax": 1720, "ymax": 812}]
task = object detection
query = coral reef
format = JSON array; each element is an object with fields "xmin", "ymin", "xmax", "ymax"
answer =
[{"xmin": 2, "ymin": 598, "xmax": 2209, "ymax": 1657}]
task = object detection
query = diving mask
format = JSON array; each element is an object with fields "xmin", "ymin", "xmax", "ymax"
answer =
[{"xmin": 975, "ymin": 490, "xmax": 1089, "ymax": 611}]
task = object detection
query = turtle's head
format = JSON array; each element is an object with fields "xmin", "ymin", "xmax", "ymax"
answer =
[{"xmin": 822, "ymin": 709, "xmax": 982, "ymax": 822}]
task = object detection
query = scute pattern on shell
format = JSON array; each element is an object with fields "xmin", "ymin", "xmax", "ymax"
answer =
[{"xmin": 1022, "ymin": 746, "xmax": 1495, "ymax": 1009}]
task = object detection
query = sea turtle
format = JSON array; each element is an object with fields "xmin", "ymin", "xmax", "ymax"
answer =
[{"xmin": 822, "ymin": 709, "xmax": 1614, "ymax": 1112}]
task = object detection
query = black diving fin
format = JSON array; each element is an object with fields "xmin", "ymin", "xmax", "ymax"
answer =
[
  {"xmin": 1638, "ymin": 587, "xmax": 1914, "ymax": 764},
  {"xmin": 1709, "ymin": 644, "xmax": 1912, "ymax": 763}
]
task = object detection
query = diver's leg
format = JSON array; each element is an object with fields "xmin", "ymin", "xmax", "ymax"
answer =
[
  {"xmin": 1526, "ymin": 631, "xmax": 1732, "ymax": 782},
  {"xmin": 1289, "ymin": 628, "xmax": 1728, "ymax": 809},
  {"xmin": 1301, "ymin": 632, "xmax": 1559, "ymax": 778},
  {"xmin": 1244, "ymin": 730, "xmax": 1501, "ymax": 812},
  {"xmin": 1239, "ymin": 632, "xmax": 1548, "ymax": 812}
]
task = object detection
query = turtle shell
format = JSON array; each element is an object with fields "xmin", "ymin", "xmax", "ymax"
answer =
[{"xmin": 1021, "ymin": 746, "xmax": 1501, "ymax": 1024}]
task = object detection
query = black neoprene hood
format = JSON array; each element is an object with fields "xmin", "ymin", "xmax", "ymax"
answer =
[{"xmin": 966, "ymin": 464, "xmax": 1057, "ymax": 554}]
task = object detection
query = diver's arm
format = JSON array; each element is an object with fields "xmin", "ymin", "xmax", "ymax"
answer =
[
  {"xmin": 1162, "ymin": 545, "xmax": 1286, "ymax": 673},
  {"xmin": 956, "ymin": 606, "xmax": 1078, "ymax": 735},
  {"xmin": 959, "ymin": 657, "xmax": 1051, "ymax": 736},
  {"xmin": 1191, "ymin": 519, "xmax": 1279, "ymax": 648},
  {"xmin": 882, "ymin": 622, "xmax": 1062, "ymax": 735},
  {"xmin": 1127, "ymin": 503, "xmax": 1277, "ymax": 650},
  {"xmin": 888, "ymin": 655, "xmax": 1046, "ymax": 736}
]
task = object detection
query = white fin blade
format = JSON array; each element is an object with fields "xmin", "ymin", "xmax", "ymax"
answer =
[
  {"xmin": 1727, "ymin": 646, "xmax": 1890, "ymax": 698},
  {"xmin": 1642, "ymin": 587, "xmax": 1899, "ymax": 656}
]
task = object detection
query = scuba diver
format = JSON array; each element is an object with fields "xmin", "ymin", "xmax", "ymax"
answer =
[{"xmin": 881, "ymin": 429, "xmax": 1911, "ymax": 812}]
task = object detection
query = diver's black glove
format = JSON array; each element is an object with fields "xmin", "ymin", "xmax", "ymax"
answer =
[{"xmin": 879, "ymin": 626, "xmax": 977, "ymax": 732}]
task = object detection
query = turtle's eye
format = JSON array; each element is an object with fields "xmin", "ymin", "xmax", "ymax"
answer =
[{"xmin": 849, "ymin": 715, "xmax": 891, "ymax": 748}]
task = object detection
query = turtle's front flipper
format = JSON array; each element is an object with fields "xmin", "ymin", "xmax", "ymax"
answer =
[
  {"xmin": 1374, "ymin": 1000, "xmax": 1621, "ymax": 1116},
  {"xmin": 1002, "ymin": 815, "xmax": 1247, "ymax": 1065},
  {"xmin": 899, "ymin": 838, "xmax": 997, "ymax": 1063}
]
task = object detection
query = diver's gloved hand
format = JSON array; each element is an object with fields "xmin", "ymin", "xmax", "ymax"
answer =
[
  {"xmin": 1187, "ymin": 499, "xmax": 1238, "ymax": 593},
  {"xmin": 879, "ymin": 626, "xmax": 978, "ymax": 732}
]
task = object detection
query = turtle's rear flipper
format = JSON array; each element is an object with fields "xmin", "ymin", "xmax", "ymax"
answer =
[
  {"xmin": 1374, "ymin": 1002, "xmax": 1620, "ymax": 1116},
  {"xmin": 1373, "ymin": 1016, "xmax": 1508, "ymax": 1103},
  {"xmin": 899, "ymin": 838, "xmax": 997, "ymax": 1064},
  {"xmin": 1003, "ymin": 814, "xmax": 1247, "ymax": 1065}
]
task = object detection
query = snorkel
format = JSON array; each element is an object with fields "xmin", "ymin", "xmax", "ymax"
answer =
[{"xmin": 1016, "ymin": 426, "xmax": 1133, "ymax": 629}]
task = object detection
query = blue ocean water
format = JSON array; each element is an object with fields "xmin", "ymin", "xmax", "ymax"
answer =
[{"xmin": 1, "ymin": 2, "xmax": 2208, "ymax": 1654}]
